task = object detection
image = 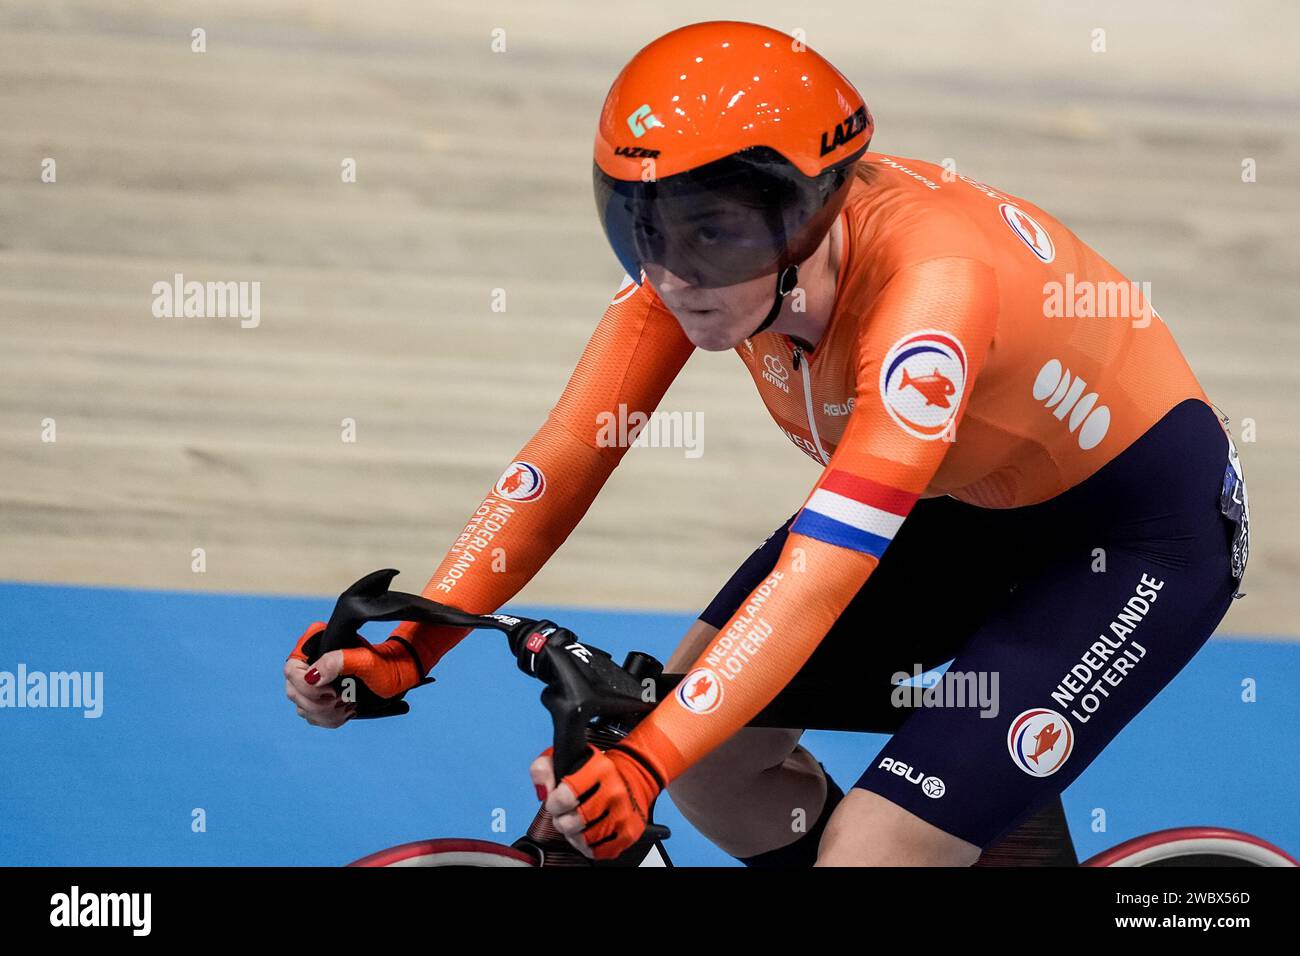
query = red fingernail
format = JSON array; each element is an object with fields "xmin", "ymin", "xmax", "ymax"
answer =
[
  {"xmin": 304, "ymin": 668, "xmax": 320, "ymax": 685},
  {"xmin": 535, "ymin": 784, "xmax": 547, "ymax": 802}
]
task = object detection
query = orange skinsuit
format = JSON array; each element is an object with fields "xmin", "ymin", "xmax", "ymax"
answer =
[{"xmin": 394, "ymin": 154, "xmax": 1210, "ymax": 790}]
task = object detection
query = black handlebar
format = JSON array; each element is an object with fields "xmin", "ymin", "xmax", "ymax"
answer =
[{"xmin": 302, "ymin": 568, "xmax": 660, "ymax": 778}]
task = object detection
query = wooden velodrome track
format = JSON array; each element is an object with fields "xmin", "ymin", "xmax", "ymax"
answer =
[{"xmin": 1, "ymin": 1, "xmax": 1296, "ymax": 636}]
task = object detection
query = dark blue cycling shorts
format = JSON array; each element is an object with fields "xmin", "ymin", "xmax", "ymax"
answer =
[{"xmin": 699, "ymin": 398, "xmax": 1247, "ymax": 849}]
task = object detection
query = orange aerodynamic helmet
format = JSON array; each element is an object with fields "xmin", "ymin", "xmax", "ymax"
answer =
[{"xmin": 593, "ymin": 20, "xmax": 872, "ymax": 314}]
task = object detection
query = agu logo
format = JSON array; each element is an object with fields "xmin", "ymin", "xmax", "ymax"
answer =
[
  {"xmin": 676, "ymin": 667, "xmax": 722, "ymax": 715},
  {"xmin": 494, "ymin": 461, "xmax": 546, "ymax": 502},
  {"xmin": 877, "ymin": 757, "xmax": 946, "ymax": 799},
  {"xmin": 999, "ymin": 203, "xmax": 1055, "ymax": 263},
  {"xmin": 1007, "ymin": 708, "xmax": 1074, "ymax": 777},
  {"xmin": 879, "ymin": 330, "xmax": 968, "ymax": 440}
]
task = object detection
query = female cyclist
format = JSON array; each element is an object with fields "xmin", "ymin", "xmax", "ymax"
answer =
[{"xmin": 284, "ymin": 20, "xmax": 1249, "ymax": 867}]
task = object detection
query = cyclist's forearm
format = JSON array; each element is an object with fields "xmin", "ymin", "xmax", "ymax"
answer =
[
  {"xmin": 393, "ymin": 278, "xmax": 691, "ymax": 673},
  {"xmin": 626, "ymin": 533, "xmax": 879, "ymax": 783},
  {"xmin": 392, "ymin": 419, "xmax": 621, "ymax": 670}
]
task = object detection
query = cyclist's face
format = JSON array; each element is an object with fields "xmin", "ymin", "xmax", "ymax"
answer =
[
  {"xmin": 636, "ymin": 198, "xmax": 784, "ymax": 350},
  {"xmin": 643, "ymin": 263, "xmax": 778, "ymax": 352}
]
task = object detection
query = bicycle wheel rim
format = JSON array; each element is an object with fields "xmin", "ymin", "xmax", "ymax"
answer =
[
  {"xmin": 1082, "ymin": 827, "xmax": 1298, "ymax": 867},
  {"xmin": 348, "ymin": 838, "xmax": 539, "ymax": 867}
]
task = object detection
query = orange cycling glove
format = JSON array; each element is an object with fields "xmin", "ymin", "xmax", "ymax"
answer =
[
  {"xmin": 288, "ymin": 622, "xmax": 426, "ymax": 700},
  {"xmin": 558, "ymin": 745, "xmax": 663, "ymax": 860}
]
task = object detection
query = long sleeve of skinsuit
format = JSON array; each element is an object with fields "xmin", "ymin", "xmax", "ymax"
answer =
[{"xmin": 393, "ymin": 277, "xmax": 695, "ymax": 672}]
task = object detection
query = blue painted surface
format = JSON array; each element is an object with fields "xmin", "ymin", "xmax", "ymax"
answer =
[{"xmin": 0, "ymin": 581, "xmax": 1295, "ymax": 866}]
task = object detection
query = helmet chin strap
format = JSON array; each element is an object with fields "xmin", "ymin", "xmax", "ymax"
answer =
[{"xmin": 749, "ymin": 264, "xmax": 800, "ymax": 337}]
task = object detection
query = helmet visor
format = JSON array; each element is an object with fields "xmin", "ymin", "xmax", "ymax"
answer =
[{"xmin": 594, "ymin": 146, "xmax": 860, "ymax": 290}]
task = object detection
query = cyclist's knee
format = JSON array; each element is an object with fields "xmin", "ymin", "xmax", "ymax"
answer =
[{"xmin": 668, "ymin": 727, "xmax": 803, "ymax": 800}]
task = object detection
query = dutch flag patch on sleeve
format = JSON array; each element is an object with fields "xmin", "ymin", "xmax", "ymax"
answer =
[{"xmin": 791, "ymin": 470, "xmax": 919, "ymax": 557}]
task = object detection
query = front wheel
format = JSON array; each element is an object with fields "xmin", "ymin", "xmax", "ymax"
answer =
[
  {"xmin": 349, "ymin": 838, "xmax": 538, "ymax": 867},
  {"xmin": 1082, "ymin": 827, "xmax": 1298, "ymax": 867}
]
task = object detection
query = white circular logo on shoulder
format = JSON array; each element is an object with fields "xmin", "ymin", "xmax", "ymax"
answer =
[
  {"xmin": 879, "ymin": 330, "xmax": 968, "ymax": 440},
  {"xmin": 999, "ymin": 203, "xmax": 1055, "ymax": 263},
  {"xmin": 676, "ymin": 667, "xmax": 723, "ymax": 715}
]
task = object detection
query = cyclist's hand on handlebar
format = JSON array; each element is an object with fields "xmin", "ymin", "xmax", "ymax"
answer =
[
  {"xmin": 530, "ymin": 745, "xmax": 662, "ymax": 861},
  {"xmin": 283, "ymin": 622, "xmax": 423, "ymax": 728}
]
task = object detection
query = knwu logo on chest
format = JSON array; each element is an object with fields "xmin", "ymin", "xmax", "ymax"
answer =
[
  {"xmin": 761, "ymin": 353, "xmax": 790, "ymax": 393},
  {"xmin": 1032, "ymin": 359, "xmax": 1111, "ymax": 450}
]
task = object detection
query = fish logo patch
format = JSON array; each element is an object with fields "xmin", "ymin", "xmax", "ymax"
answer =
[
  {"xmin": 879, "ymin": 330, "xmax": 968, "ymax": 440},
  {"xmin": 494, "ymin": 461, "xmax": 547, "ymax": 503},
  {"xmin": 676, "ymin": 667, "xmax": 723, "ymax": 715},
  {"xmin": 999, "ymin": 203, "xmax": 1056, "ymax": 263},
  {"xmin": 1008, "ymin": 708, "xmax": 1074, "ymax": 777}
]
